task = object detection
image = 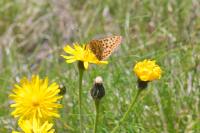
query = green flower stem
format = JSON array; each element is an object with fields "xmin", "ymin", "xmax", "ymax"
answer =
[
  {"xmin": 78, "ymin": 63, "xmax": 84, "ymax": 133},
  {"xmin": 93, "ymin": 100, "xmax": 100, "ymax": 133},
  {"xmin": 111, "ymin": 89, "xmax": 142, "ymax": 133}
]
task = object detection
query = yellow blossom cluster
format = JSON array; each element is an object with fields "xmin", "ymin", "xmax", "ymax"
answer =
[{"xmin": 10, "ymin": 75, "xmax": 62, "ymax": 133}]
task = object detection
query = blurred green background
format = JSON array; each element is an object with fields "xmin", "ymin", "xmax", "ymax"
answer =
[{"xmin": 0, "ymin": 0, "xmax": 200, "ymax": 132}]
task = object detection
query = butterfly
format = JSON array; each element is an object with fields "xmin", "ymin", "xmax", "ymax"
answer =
[{"xmin": 87, "ymin": 35, "xmax": 122, "ymax": 60}]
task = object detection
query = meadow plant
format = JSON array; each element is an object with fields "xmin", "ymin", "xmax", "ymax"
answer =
[
  {"xmin": 111, "ymin": 59, "xmax": 162, "ymax": 133},
  {"xmin": 3, "ymin": 0, "xmax": 199, "ymax": 132},
  {"xmin": 61, "ymin": 44, "xmax": 108, "ymax": 132},
  {"xmin": 90, "ymin": 76, "xmax": 105, "ymax": 133},
  {"xmin": 9, "ymin": 75, "xmax": 62, "ymax": 132},
  {"xmin": 9, "ymin": 39, "xmax": 163, "ymax": 133}
]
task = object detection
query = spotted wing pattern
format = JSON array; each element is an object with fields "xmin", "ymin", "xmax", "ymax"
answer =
[{"xmin": 88, "ymin": 36, "xmax": 122, "ymax": 60}]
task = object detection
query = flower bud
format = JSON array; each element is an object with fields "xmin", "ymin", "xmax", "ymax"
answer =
[
  {"xmin": 58, "ymin": 84, "xmax": 66, "ymax": 95},
  {"xmin": 90, "ymin": 76, "xmax": 105, "ymax": 100}
]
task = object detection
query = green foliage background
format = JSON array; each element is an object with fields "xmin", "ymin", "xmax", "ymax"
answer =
[{"xmin": 0, "ymin": 0, "xmax": 200, "ymax": 132}]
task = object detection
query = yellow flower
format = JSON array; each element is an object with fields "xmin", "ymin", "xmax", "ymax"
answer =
[
  {"xmin": 61, "ymin": 44, "xmax": 108, "ymax": 69},
  {"xmin": 9, "ymin": 75, "xmax": 63, "ymax": 120},
  {"xmin": 133, "ymin": 59, "xmax": 162, "ymax": 81},
  {"xmin": 12, "ymin": 118, "xmax": 55, "ymax": 133}
]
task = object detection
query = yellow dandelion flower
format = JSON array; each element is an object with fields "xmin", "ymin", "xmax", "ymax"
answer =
[
  {"xmin": 9, "ymin": 75, "xmax": 63, "ymax": 120},
  {"xmin": 61, "ymin": 44, "xmax": 108, "ymax": 69},
  {"xmin": 12, "ymin": 118, "xmax": 55, "ymax": 133},
  {"xmin": 133, "ymin": 59, "xmax": 162, "ymax": 81}
]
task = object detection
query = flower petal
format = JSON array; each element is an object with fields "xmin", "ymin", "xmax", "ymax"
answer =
[{"xmin": 84, "ymin": 62, "xmax": 89, "ymax": 69}]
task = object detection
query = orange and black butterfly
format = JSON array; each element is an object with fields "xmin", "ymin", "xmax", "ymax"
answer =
[{"xmin": 87, "ymin": 36, "xmax": 122, "ymax": 60}]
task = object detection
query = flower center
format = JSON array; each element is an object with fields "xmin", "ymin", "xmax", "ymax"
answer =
[
  {"xmin": 32, "ymin": 97, "xmax": 40, "ymax": 107},
  {"xmin": 32, "ymin": 101, "xmax": 40, "ymax": 107}
]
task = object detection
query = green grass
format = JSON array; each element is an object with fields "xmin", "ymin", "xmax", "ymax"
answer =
[{"xmin": 0, "ymin": 0, "xmax": 200, "ymax": 132}]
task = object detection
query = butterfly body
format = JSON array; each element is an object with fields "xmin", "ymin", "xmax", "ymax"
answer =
[{"xmin": 88, "ymin": 36, "xmax": 122, "ymax": 60}]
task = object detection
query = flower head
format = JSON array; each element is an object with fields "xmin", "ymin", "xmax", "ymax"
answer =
[
  {"xmin": 61, "ymin": 44, "xmax": 108, "ymax": 69},
  {"xmin": 10, "ymin": 75, "xmax": 63, "ymax": 120},
  {"xmin": 12, "ymin": 118, "xmax": 55, "ymax": 133},
  {"xmin": 90, "ymin": 76, "xmax": 105, "ymax": 100},
  {"xmin": 133, "ymin": 59, "xmax": 162, "ymax": 81}
]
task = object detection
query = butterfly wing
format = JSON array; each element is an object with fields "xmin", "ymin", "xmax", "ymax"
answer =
[{"xmin": 88, "ymin": 36, "xmax": 122, "ymax": 60}]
